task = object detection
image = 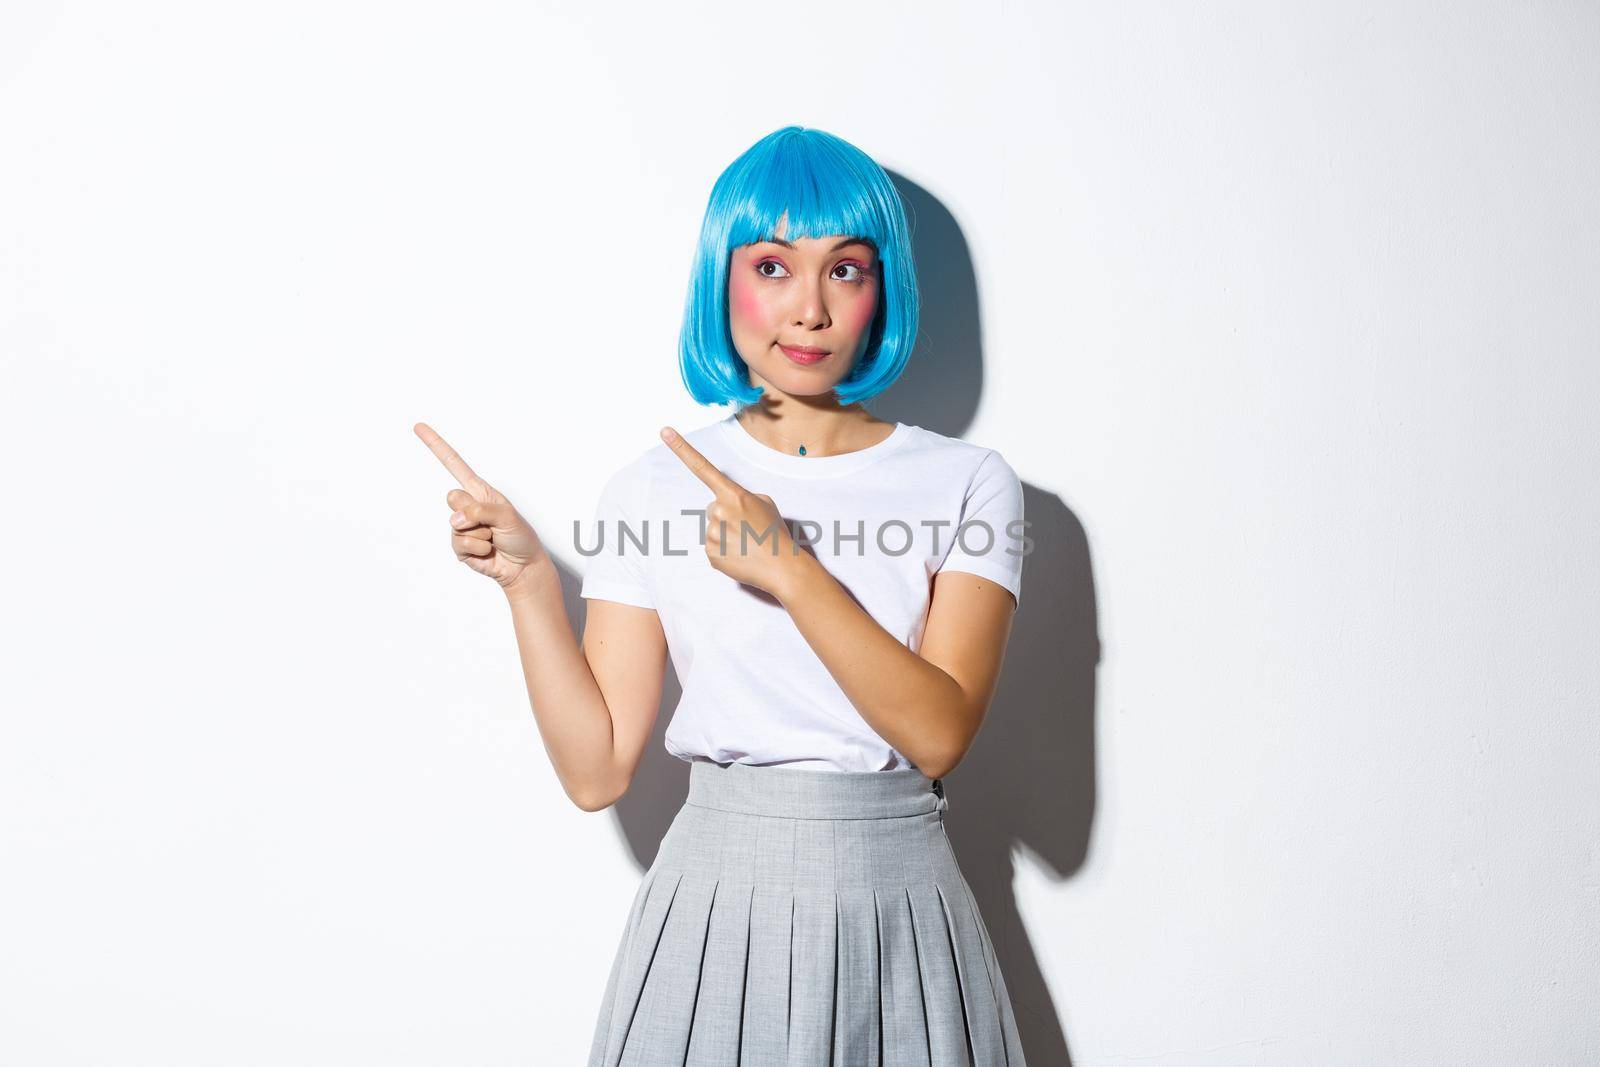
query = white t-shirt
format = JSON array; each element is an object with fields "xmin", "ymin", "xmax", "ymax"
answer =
[{"xmin": 578, "ymin": 411, "xmax": 1026, "ymax": 773}]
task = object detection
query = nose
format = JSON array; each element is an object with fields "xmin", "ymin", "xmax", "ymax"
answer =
[{"xmin": 789, "ymin": 276, "xmax": 831, "ymax": 330}]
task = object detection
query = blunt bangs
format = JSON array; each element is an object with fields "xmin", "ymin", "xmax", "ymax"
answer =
[{"xmin": 677, "ymin": 126, "xmax": 920, "ymax": 408}]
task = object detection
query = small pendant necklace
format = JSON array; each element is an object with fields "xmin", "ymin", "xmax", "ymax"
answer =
[
  {"xmin": 741, "ymin": 415, "xmax": 811, "ymax": 456},
  {"xmin": 777, "ymin": 431, "xmax": 810, "ymax": 456},
  {"xmin": 740, "ymin": 412, "xmax": 891, "ymax": 457}
]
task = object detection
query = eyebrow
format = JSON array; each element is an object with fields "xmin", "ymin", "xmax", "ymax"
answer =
[{"xmin": 758, "ymin": 235, "xmax": 877, "ymax": 253}]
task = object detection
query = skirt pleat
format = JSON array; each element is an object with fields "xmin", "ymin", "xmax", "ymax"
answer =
[
  {"xmin": 682, "ymin": 881, "xmax": 754, "ymax": 1063},
  {"xmin": 952, "ymin": 878, "xmax": 1027, "ymax": 1058},
  {"xmin": 589, "ymin": 866, "xmax": 657, "ymax": 1062},
  {"xmin": 741, "ymin": 885, "xmax": 793, "ymax": 1062},
  {"xmin": 586, "ymin": 761, "xmax": 1026, "ymax": 1066},
  {"xmin": 788, "ymin": 890, "xmax": 838, "ymax": 1061},
  {"xmin": 834, "ymin": 887, "xmax": 881, "ymax": 1062},
  {"xmin": 873, "ymin": 887, "xmax": 929, "ymax": 1067},
  {"xmin": 622, "ymin": 875, "xmax": 717, "ymax": 1066},
  {"xmin": 906, "ymin": 884, "xmax": 971, "ymax": 1064},
  {"xmin": 936, "ymin": 883, "xmax": 1005, "ymax": 1065}
]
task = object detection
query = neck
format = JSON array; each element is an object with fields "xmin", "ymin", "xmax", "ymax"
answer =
[{"xmin": 735, "ymin": 402, "xmax": 891, "ymax": 458}]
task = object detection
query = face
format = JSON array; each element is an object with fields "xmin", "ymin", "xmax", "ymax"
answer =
[{"xmin": 726, "ymin": 212, "xmax": 881, "ymax": 400}]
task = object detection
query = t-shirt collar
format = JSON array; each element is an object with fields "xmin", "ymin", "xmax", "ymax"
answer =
[{"xmin": 716, "ymin": 413, "xmax": 913, "ymax": 479}]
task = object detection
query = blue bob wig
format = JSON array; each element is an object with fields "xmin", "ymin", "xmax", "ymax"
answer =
[{"xmin": 677, "ymin": 126, "xmax": 919, "ymax": 408}]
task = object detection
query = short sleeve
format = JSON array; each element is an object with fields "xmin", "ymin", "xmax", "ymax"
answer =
[
  {"xmin": 935, "ymin": 449, "xmax": 1026, "ymax": 607},
  {"xmin": 578, "ymin": 461, "xmax": 655, "ymax": 610}
]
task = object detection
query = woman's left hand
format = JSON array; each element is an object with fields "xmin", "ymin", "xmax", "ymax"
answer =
[{"xmin": 661, "ymin": 426, "xmax": 807, "ymax": 599}]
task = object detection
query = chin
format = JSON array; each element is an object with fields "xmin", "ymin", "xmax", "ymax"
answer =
[
  {"xmin": 751, "ymin": 354, "xmax": 857, "ymax": 390},
  {"xmin": 760, "ymin": 373, "xmax": 848, "ymax": 398}
]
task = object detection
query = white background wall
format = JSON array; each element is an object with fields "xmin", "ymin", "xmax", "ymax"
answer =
[{"xmin": 3, "ymin": 2, "xmax": 1596, "ymax": 1063}]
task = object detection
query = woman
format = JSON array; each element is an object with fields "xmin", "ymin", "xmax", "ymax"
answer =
[{"xmin": 416, "ymin": 126, "xmax": 1029, "ymax": 1065}]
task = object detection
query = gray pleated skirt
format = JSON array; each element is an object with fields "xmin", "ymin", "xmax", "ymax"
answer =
[{"xmin": 586, "ymin": 758, "xmax": 1027, "ymax": 1066}]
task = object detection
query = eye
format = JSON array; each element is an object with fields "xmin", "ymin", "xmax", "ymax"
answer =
[
  {"xmin": 833, "ymin": 262, "xmax": 871, "ymax": 283},
  {"xmin": 755, "ymin": 259, "xmax": 790, "ymax": 279}
]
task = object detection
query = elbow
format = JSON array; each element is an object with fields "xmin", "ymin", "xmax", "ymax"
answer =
[
  {"xmin": 566, "ymin": 777, "xmax": 624, "ymax": 813},
  {"xmin": 570, "ymin": 790, "xmax": 616, "ymax": 813},
  {"xmin": 913, "ymin": 686, "xmax": 990, "ymax": 782},
  {"xmin": 915, "ymin": 721, "xmax": 981, "ymax": 782},
  {"xmin": 916, "ymin": 741, "xmax": 970, "ymax": 783}
]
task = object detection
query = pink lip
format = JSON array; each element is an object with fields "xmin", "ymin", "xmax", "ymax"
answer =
[{"xmin": 779, "ymin": 343, "xmax": 830, "ymax": 364}]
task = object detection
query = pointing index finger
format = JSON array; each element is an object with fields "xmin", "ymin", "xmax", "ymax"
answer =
[
  {"xmin": 414, "ymin": 422, "xmax": 486, "ymax": 491},
  {"xmin": 661, "ymin": 427, "xmax": 741, "ymax": 497}
]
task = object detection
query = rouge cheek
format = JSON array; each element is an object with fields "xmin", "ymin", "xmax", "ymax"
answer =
[
  {"xmin": 840, "ymin": 290, "xmax": 878, "ymax": 335},
  {"xmin": 728, "ymin": 269, "xmax": 764, "ymax": 325}
]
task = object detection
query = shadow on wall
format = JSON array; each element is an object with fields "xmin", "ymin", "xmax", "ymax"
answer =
[{"xmin": 551, "ymin": 172, "xmax": 1100, "ymax": 1067}]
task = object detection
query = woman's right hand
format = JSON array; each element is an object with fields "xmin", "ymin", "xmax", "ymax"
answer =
[{"xmin": 414, "ymin": 422, "xmax": 549, "ymax": 594}]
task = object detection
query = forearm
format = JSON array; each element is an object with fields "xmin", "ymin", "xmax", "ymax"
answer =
[
  {"xmin": 774, "ymin": 554, "xmax": 972, "ymax": 778},
  {"xmin": 501, "ymin": 560, "xmax": 620, "ymax": 809}
]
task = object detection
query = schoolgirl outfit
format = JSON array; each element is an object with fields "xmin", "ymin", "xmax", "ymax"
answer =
[{"xmin": 580, "ymin": 412, "xmax": 1028, "ymax": 1066}]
